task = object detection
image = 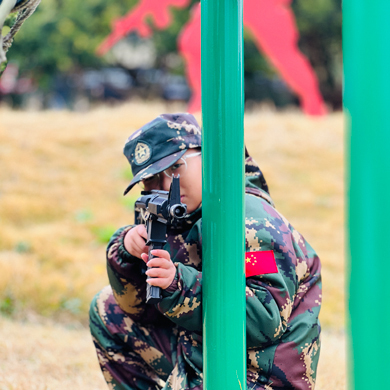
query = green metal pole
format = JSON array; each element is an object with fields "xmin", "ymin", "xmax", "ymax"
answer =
[
  {"xmin": 344, "ymin": 2, "xmax": 390, "ymax": 389},
  {"xmin": 201, "ymin": 0, "xmax": 246, "ymax": 389}
]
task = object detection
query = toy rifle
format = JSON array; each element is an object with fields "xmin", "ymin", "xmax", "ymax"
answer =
[{"xmin": 135, "ymin": 175, "xmax": 187, "ymax": 304}]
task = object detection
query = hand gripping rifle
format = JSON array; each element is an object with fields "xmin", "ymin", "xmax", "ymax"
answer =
[{"xmin": 135, "ymin": 175, "xmax": 187, "ymax": 304}]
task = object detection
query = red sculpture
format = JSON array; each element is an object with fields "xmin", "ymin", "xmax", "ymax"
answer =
[{"xmin": 98, "ymin": 0, "xmax": 327, "ymax": 116}]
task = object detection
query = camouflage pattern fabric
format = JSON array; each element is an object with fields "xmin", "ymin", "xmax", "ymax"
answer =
[{"xmin": 90, "ymin": 155, "xmax": 322, "ymax": 390}]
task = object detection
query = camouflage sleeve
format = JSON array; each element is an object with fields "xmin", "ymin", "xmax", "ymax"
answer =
[
  {"xmin": 157, "ymin": 244, "xmax": 292, "ymax": 343},
  {"xmin": 106, "ymin": 226, "xmax": 167, "ymax": 325},
  {"xmin": 156, "ymin": 194, "xmax": 290, "ymax": 337},
  {"xmin": 244, "ymin": 193, "xmax": 320, "ymax": 348},
  {"xmin": 157, "ymin": 262, "xmax": 203, "ymax": 332},
  {"xmin": 158, "ymin": 194, "xmax": 320, "ymax": 349}
]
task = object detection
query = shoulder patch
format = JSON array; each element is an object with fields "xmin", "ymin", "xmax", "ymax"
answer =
[{"xmin": 245, "ymin": 250, "xmax": 278, "ymax": 278}]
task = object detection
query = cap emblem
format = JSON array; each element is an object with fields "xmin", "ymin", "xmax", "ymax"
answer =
[{"xmin": 134, "ymin": 142, "xmax": 151, "ymax": 165}]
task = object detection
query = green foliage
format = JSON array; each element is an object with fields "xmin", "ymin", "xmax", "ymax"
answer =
[
  {"xmin": 91, "ymin": 224, "xmax": 117, "ymax": 244},
  {"xmin": 121, "ymin": 167, "xmax": 133, "ymax": 181},
  {"xmin": 152, "ymin": 6, "xmax": 190, "ymax": 69},
  {"xmin": 74, "ymin": 209, "xmax": 94, "ymax": 223},
  {"xmin": 4, "ymin": 11, "xmax": 18, "ymax": 28},
  {"xmin": 14, "ymin": 241, "xmax": 32, "ymax": 253},
  {"xmin": 0, "ymin": 291, "xmax": 16, "ymax": 316},
  {"xmin": 121, "ymin": 192, "xmax": 141, "ymax": 211},
  {"xmin": 60, "ymin": 297, "xmax": 82, "ymax": 315},
  {"xmin": 243, "ymin": 36, "xmax": 273, "ymax": 77},
  {"xmin": 0, "ymin": 60, "xmax": 6, "ymax": 76},
  {"xmin": 1, "ymin": 12, "xmax": 18, "ymax": 76},
  {"xmin": 7, "ymin": 0, "xmax": 138, "ymax": 88},
  {"xmin": 292, "ymin": 0, "xmax": 342, "ymax": 107}
]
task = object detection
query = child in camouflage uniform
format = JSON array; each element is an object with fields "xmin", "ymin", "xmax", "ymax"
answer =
[{"xmin": 89, "ymin": 113, "xmax": 322, "ymax": 390}]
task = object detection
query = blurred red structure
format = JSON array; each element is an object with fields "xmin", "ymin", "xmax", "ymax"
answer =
[{"xmin": 98, "ymin": 0, "xmax": 327, "ymax": 115}]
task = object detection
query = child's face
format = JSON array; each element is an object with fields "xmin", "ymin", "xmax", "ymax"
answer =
[
  {"xmin": 140, "ymin": 149, "xmax": 202, "ymax": 214},
  {"xmin": 160, "ymin": 149, "xmax": 202, "ymax": 214}
]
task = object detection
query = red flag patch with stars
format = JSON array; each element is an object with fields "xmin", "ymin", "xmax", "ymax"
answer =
[{"xmin": 245, "ymin": 251, "xmax": 278, "ymax": 278}]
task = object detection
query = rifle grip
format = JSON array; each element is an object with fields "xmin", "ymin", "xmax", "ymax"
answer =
[
  {"xmin": 146, "ymin": 284, "xmax": 162, "ymax": 304},
  {"xmin": 146, "ymin": 251, "xmax": 162, "ymax": 304}
]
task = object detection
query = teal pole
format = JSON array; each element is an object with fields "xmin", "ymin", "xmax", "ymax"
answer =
[
  {"xmin": 201, "ymin": 0, "xmax": 246, "ymax": 388},
  {"xmin": 344, "ymin": 2, "xmax": 390, "ymax": 389}
]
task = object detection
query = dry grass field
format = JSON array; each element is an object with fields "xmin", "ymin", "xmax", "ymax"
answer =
[
  {"xmin": 0, "ymin": 101, "xmax": 345, "ymax": 388},
  {"xmin": 0, "ymin": 316, "xmax": 345, "ymax": 390}
]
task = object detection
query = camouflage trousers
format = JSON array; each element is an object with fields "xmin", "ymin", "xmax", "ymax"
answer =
[{"xmin": 89, "ymin": 286, "xmax": 203, "ymax": 390}]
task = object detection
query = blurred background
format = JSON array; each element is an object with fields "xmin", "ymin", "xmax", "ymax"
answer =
[
  {"xmin": 0, "ymin": 1, "xmax": 344, "ymax": 389},
  {"xmin": 0, "ymin": 0, "xmax": 342, "ymax": 111}
]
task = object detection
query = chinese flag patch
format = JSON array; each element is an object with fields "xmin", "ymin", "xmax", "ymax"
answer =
[{"xmin": 245, "ymin": 251, "xmax": 278, "ymax": 278}]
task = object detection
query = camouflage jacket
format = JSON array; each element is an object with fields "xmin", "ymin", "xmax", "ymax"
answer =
[{"xmin": 106, "ymin": 156, "xmax": 322, "ymax": 390}]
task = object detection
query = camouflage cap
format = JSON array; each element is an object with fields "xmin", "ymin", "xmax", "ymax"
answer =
[{"xmin": 123, "ymin": 113, "xmax": 202, "ymax": 194}]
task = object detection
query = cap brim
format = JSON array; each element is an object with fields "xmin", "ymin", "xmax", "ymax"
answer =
[{"xmin": 123, "ymin": 150, "xmax": 187, "ymax": 195}]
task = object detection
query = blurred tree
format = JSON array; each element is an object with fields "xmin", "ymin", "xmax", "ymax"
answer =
[
  {"xmin": 242, "ymin": 0, "xmax": 342, "ymax": 109},
  {"xmin": 148, "ymin": 5, "xmax": 192, "ymax": 73},
  {"xmin": 7, "ymin": 0, "xmax": 341, "ymax": 108},
  {"xmin": 8, "ymin": 0, "xmax": 138, "ymax": 89},
  {"xmin": 292, "ymin": 0, "xmax": 342, "ymax": 109}
]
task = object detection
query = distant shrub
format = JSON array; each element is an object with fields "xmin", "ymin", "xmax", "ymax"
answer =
[
  {"xmin": 121, "ymin": 192, "xmax": 140, "ymax": 211},
  {"xmin": 14, "ymin": 241, "xmax": 32, "ymax": 253},
  {"xmin": 61, "ymin": 298, "xmax": 82, "ymax": 315},
  {"xmin": 75, "ymin": 209, "xmax": 94, "ymax": 223},
  {"xmin": 122, "ymin": 168, "xmax": 134, "ymax": 181},
  {"xmin": 0, "ymin": 292, "xmax": 16, "ymax": 316},
  {"xmin": 91, "ymin": 225, "xmax": 117, "ymax": 244}
]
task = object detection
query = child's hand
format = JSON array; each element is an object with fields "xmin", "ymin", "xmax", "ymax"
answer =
[
  {"xmin": 141, "ymin": 249, "xmax": 176, "ymax": 290},
  {"xmin": 124, "ymin": 225, "xmax": 149, "ymax": 259}
]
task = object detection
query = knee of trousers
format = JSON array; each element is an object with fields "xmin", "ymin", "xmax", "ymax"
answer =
[
  {"xmin": 89, "ymin": 289, "xmax": 101, "ymax": 331},
  {"xmin": 90, "ymin": 285, "xmax": 109, "ymax": 319},
  {"xmin": 89, "ymin": 285, "xmax": 120, "ymax": 341},
  {"xmin": 89, "ymin": 285, "xmax": 138, "ymax": 344}
]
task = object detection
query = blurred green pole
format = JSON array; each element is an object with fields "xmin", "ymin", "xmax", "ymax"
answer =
[
  {"xmin": 201, "ymin": 0, "xmax": 246, "ymax": 388},
  {"xmin": 344, "ymin": 2, "xmax": 390, "ymax": 389}
]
